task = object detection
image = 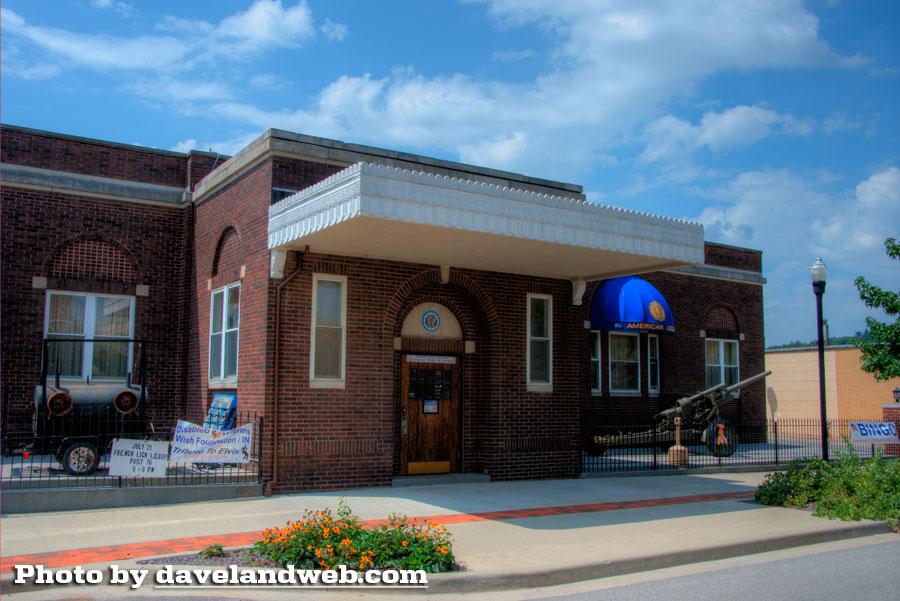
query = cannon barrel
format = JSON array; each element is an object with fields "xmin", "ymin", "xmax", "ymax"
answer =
[
  {"xmin": 683, "ymin": 382, "xmax": 726, "ymax": 405},
  {"xmin": 720, "ymin": 370, "xmax": 772, "ymax": 396}
]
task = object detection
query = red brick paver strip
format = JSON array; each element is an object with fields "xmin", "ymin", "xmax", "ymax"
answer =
[{"xmin": 1, "ymin": 491, "xmax": 753, "ymax": 572}]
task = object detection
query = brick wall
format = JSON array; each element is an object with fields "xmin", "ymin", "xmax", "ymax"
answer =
[
  {"xmin": 1, "ymin": 125, "xmax": 186, "ymax": 187},
  {"xmin": 704, "ymin": 242, "xmax": 762, "ymax": 272},
  {"xmin": 269, "ymin": 252, "xmax": 582, "ymax": 492},
  {"xmin": 882, "ymin": 404, "xmax": 900, "ymax": 457},
  {"xmin": 580, "ymin": 269, "xmax": 766, "ymax": 431},
  {"xmin": 0, "ymin": 186, "xmax": 190, "ymax": 429},
  {"xmin": 835, "ymin": 348, "xmax": 900, "ymax": 420}
]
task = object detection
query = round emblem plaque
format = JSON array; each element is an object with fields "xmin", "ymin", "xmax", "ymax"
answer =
[
  {"xmin": 422, "ymin": 310, "xmax": 441, "ymax": 332},
  {"xmin": 649, "ymin": 300, "xmax": 666, "ymax": 322}
]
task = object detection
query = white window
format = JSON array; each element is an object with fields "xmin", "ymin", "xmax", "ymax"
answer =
[
  {"xmin": 706, "ymin": 339, "xmax": 739, "ymax": 389},
  {"xmin": 311, "ymin": 274, "xmax": 347, "ymax": 387},
  {"xmin": 209, "ymin": 282, "xmax": 240, "ymax": 382},
  {"xmin": 609, "ymin": 332, "xmax": 639, "ymax": 393},
  {"xmin": 648, "ymin": 334, "xmax": 660, "ymax": 394},
  {"xmin": 590, "ymin": 332, "xmax": 601, "ymax": 392},
  {"xmin": 527, "ymin": 294, "xmax": 552, "ymax": 389},
  {"xmin": 44, "ymin": 291, "xmax": 135, "ymax": 380}
]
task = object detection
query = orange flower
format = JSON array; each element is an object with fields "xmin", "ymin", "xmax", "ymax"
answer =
[{"xmin": 401, "ymin": 540, "xmax": 409, "ymax": 547}]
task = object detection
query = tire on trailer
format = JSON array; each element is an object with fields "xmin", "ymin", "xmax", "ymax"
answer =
[
  {"xmin": 706, "ymin": 419, "xmax": 739, "ymax": 457},
  {"xmin": 62, "ymin": 441, "xmax": 100, "ymax": 475},
  {"xmin": 583, "ymin": 438, "xmax": 608, "ymax": 457}
]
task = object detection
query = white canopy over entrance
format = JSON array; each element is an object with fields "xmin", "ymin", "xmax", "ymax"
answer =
[{"xmin": 269, "ymin": 162, "xmax": 704, "ymax": 284}]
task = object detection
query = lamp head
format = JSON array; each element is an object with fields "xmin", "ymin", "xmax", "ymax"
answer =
[
  {"xmin": 893, "ymin": 387, "xmax": 900, "ymax": 403},
  {"xmin": 809, "ymin": 258, "xmax": 828, "ymax": 283}
]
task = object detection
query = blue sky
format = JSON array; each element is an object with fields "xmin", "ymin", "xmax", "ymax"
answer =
[{"xmin": 3, "ymin": 0, "xmax": 898, "ymax": 346}]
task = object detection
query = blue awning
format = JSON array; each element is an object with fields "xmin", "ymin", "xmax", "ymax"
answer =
[{"xmin": 591, "ymin": 276, "xmax": 675, "ymax": 333}]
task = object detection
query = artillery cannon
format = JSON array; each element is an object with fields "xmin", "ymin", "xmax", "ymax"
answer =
[{"xmin": 586, "ymin": 371, "xmax": 771, "ymax": 458}]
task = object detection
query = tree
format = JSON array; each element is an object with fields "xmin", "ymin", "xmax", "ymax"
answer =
[{"xmin": 853, "ymin": 237, "xmax": 900, "ymax": 380}]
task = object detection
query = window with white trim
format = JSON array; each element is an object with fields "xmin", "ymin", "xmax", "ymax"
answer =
[
  {"xmin": 311, "ymin": 274, "xmax": 347, "ymax": 386},
  {"xmin": 609, "ymin": 332, "xmax": 639, "ymax": 393},
  {"xmin": 706, "ymin": 338, "xmax": 739, "ymax": 389},
  {"xmin": 648, "ymin": 334, "xmax": 660, "ymax": 394},
  {"xmin": 209, "ymin": 282, "xmax": 240, "ymax": 382},
  {"xmin": 527, "ymin": 294, "xmax": 552, "ymax": 388},
  {"xmin": 44, "ymin": 291, "xmax": 135, "ymax": 380},
  {"xmin": 590, "ymin": 331, "xmax": 601, "ymax": 392}
]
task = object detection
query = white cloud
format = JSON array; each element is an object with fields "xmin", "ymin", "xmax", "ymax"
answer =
[
  {"xmin": 215, "ymin": 0, "xmax": 315, "ymax": 50},
  {"xmin": 193, "ymin": 0, "xmax": 852, "ymax": 182},
  {"xmin": 90, "ymin": 1, "xmax": 135, "ymax": 18},
  {"xmin": 641, "ymin": 106, "xmax": 813, "ymax": 164},
  {"xmin": 170, "ymin": 138, "xmax": 199, "ymax": 153},
  {"xmin": 2, "ymin": 1, "xmax": 328, "ymax": 77},
  {"xmin": 1, "ymin": 7, "xmax": 190, "ymax": 70},
  {"xmin": 697, "ymin": 166, "xmax": 900, "ymax": 343},
  {"xmin": 320, "ymin": 19, "xmax": 349, "ymax": 42}
]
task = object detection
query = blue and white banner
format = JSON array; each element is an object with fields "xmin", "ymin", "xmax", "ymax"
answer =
[
  {"xmin": 849, "ymin": 421, "xmax": 899, "ymax": 445},
  {"xmin": 170, "ymin": 420, "xmax": 253, "ymax": 463}
]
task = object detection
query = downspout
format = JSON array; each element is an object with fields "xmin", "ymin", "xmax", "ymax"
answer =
[
  {"xmin": 180, "ymin": 200, "xmax": 195, "ymax": 421},
  {"xmin": 264, "ymin": 246, "xmax": 307, "ymax": 496}
]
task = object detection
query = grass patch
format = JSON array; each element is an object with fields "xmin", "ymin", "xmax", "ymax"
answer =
[
  {"xmin": 755, "ymin": 445, "xmax": 900, "ymax": 531},
  {"xmin": 254, "ymin": 499, "xmax": 456, "ymax": 572}
]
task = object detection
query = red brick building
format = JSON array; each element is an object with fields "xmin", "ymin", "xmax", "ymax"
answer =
[{"xmin": 1, "ymin": 124, "xmax": 766, "ymax": 492}]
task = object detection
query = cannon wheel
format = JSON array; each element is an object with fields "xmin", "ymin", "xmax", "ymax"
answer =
[
  {"xmin": 706, "ymin": 419, "xmax": 738, "ymax": 457},
  {"xmin": 62, "ymin": 441, "xmax": 100, "ymax": 475}
]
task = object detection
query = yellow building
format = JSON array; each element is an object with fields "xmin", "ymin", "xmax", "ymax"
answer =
[{"xmin": 765, "ymin": 345, "xmax": 900, "ymax": 421}]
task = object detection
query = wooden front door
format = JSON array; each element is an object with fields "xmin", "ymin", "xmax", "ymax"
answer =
[{"xmin": 400, "ymin": 355, "xmax": 460, "ymax": 475}]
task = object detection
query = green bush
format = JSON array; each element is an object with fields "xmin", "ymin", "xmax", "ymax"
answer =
[
  {"xmin": 254, "ymin": 499, "xmax": 455, "ymax": 572},
  {"xmin": 755, "ymin": 447, "xmax": 900, "ymax": 531}
]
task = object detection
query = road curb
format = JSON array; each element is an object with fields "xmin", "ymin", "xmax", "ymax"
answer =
[{"xmin": 1, "ymin": 520, "xmax": 891, "ymax": 595}]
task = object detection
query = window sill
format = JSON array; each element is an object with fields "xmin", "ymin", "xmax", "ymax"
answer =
[
  {"xmin": 591, "ymin": 390, "xmax": 603, "ymax": 397},
  {"xmin": 609, "ymin": 390, "xmax": 642, "ymax": 397},
  {"xmin": 527, "ymin": 382, "xmax": 553, "ymax": 394},
  {"xmin": 311, "ymin": 379, "xmax": 345, "ymax": 389},
  {"xmin": 208, "ymin": 380, "xmax": 238, "ymax": 389}
]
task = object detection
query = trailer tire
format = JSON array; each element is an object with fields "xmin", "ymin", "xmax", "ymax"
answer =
[
  {"xmin": 706, "ymin": 420, "xmax": 738, "ymax": 457},
  {"xmin": 583, "ymin": 439, "xmax": 608, "ymax": 457},
  {"xmin": 62, "ymin": 441, "xmax": 100, "ymax": 475}
]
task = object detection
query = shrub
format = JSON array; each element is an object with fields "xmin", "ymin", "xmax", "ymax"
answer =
[
  {"xmin": 254, "ymin": 499, "xmax": 455, "ymax": 572},
  {"xmin": 755, "ymin": 447, "xmax": 900, "ymax": 531},
  {"xmin": 199, "ymin": 543, "xmax": 226, "ymax": 559}
]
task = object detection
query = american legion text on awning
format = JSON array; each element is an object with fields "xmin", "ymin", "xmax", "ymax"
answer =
[{"xmin": 1, "ymin": 124, "xmax": 765, "ymax": 492}]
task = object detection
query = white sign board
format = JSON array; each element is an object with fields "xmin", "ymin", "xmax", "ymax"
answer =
[
  {"xmin": 109, "ymin": 439, "xmax": 169, "ymax": 477},
  {"xmin": 170, "ymin": 420, "xmax": 254, "ymax": 463},
  {"xmin": 849, "ymin": 421, "xmax": 900, "ymax": 445}
]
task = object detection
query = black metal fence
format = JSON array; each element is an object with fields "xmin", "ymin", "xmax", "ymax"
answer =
[
  {"xmin": 1, "ymin": 410, "xmax": 263, "ymax": 490},
  {"xmin": 583, "ymin": 418, "xmax": 892, "ymax": 473}
]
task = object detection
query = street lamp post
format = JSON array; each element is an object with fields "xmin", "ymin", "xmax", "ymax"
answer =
[{"xmin": 810, "ymin": 258, "xmax": 829, "ymax": 462}]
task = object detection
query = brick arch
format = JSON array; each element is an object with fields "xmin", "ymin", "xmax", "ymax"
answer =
[
  {"xmin": 211, "ymin": 226, "xmax": 243, "ymax": 277},
  {"xmin": 42, "ymin": 234, "xmax": 141, "ymax": 284},
  {"xmin": 704, "ymin": 304, "xmax": 740, "ymax": 332},
  {"xmin": 383, "ymin": 268, "xmax": 500, "ymax": 339}
]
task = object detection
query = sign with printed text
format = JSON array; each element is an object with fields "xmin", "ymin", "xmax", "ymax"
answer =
[
  {"xmin": 169, "ymin": 420, "xmax": 253, "ymax": 463},
  {"xmin": 849, "ymin": 421, "xmax": 899, "ymax": 445},
  {"xmin": 109, "ymin": 438, "xmax": 169, "ymax": 477}
]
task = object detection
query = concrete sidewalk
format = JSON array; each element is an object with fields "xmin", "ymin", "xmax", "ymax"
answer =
[{"xmin": 1, "ymin": 472, "xmax": 895, "ymax": 594}]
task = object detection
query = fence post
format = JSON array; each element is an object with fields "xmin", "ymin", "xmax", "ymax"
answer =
[
  {"xmin": 257, "ymin": 414, "xmax": 264, "ymax": 485},
  {"xmin": 774, "ymin": 419, "xmax": 778, "ymax": 465},
  {"xmin": 652, "ymin": 426, "xmax": 657, "ymax": 471}
]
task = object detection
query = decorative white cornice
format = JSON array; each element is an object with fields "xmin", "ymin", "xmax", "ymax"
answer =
[{"xmin": 269, "ymin": 162, "xmax": 705, "ymax": 266}]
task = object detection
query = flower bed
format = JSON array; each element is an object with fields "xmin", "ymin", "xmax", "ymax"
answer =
[{"xmin": 254, "ymin": 500, "xmax": 456, "ymax": 572}]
